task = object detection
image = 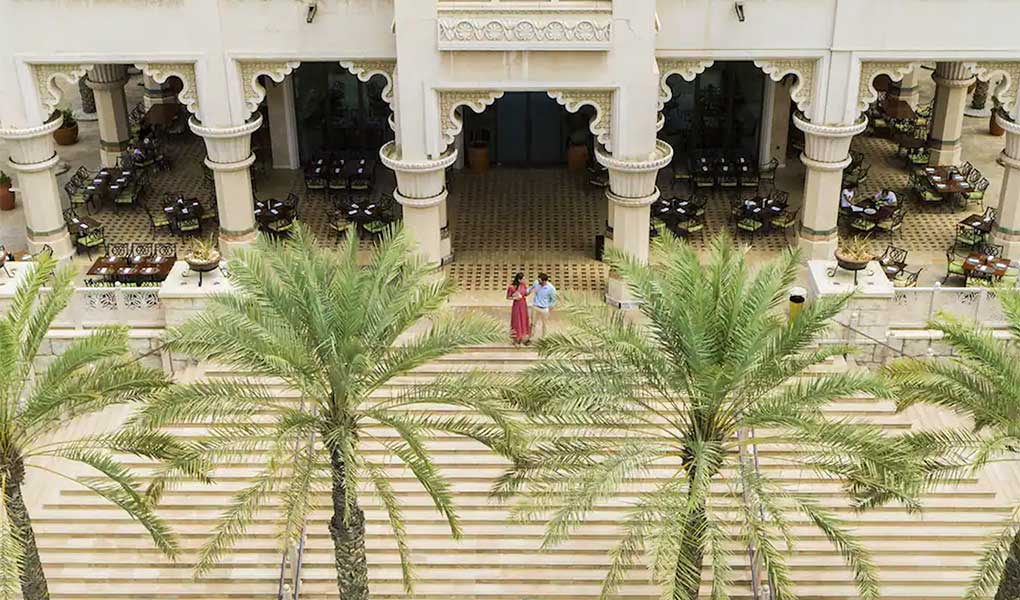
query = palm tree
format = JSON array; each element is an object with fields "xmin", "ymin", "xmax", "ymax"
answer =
[
  {"xmin": 0, "ymin": 253, "xmax": 175, "ymax": 600},
  {"xmin": 498, "ymin": 234, "xmax": 925, "ymax": 600},
  {"xmin": 139, "ymin": 225, "xmax": 524, "ymax": 600},
  {"xmin": 885, "ymin": 289, "xmax": 1020, "ymax": 600}
]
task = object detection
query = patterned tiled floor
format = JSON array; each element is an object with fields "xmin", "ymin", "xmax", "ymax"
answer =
[{"xmin": 75, "ymin": 128, "xmax": 978, "ymax": 292}]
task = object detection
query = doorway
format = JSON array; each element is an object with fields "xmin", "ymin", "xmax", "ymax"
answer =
[{"xmin": 464, "ymin": 92, "xmax": 589, "ymax": 167}]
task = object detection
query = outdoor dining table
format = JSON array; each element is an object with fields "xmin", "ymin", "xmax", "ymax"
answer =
[
  {"xmin": 960, "ymin": 213, "xmax": 995, "ymax": 235},
  {"xmin": 742, "ymin": 195, "xmax": 786, "ymax": 220},
  {"xmin": 66, "ymin": 214, "xmax": 101, "ymax": 237},
  {"xmin": 924, "ymin": 166, "xmax": 972, "ymax": 196},
  {"xmin": 163, "ymin": 196, "xmax": 202, "ymax": 223},
  {"xmin": 84, "ymin": 168, "xmax": 132, "ymax": 204},
  {"xmin": 143, "ymin": 104, "xmax": 180, "ymax": 128},
  {"xmin": 253, "ymin": 198, "xmax": 294, "ymax": 227},
  {"xmin": 849, "ymin": 198, "xmax": 895, "ymax": 223},
  {"xmin": 86, "ymin": 255, "xmax": 175, "ymax": 283},
  {"xmin": 343, "ymin": 200, "xmax": 380, "ymax": 225},
  {"xmin": 963, "ymin": 253, "xmax": 1013, "ymax": 282}
]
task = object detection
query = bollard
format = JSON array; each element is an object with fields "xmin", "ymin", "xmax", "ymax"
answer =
[{"xmin": 788, "ymin": 286, "xmax": 807, "ymax": 323}]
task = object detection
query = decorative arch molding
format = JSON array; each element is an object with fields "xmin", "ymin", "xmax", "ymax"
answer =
[
  {"xmin": 656, "ymin": 58, "xmax": 714, "ymax": 111},
  {"xmin": 855, "ymin": 61, "xmax": 924, "ymax": 117},
  {"xmin": 32, "ymin": 63, "xmax": 93, "ymax": 116},
  {"xmin": 547, "ymin": 89, "xmax": 614, "ymax": 151},
  {"xmin": 437, "ymin": 89, "xmax": 506, "ymax": 150},
  {"xmin": 754, "ymin": 59, "xmax": 817, "ymax": 116},
  {"xmin": 339, "ymin": 59, "xmax": 397, "ymax": 108},
  {"xmin": 135, "ymin": 62, "xmax": 200, "ymax": 117},
  {"xmin": 237, "ymin": 61, "xmax": 301, "ymax": 118},
  {"xmin": 971, "ymin": 62, "xmax": 1020, "ymax": 115}
]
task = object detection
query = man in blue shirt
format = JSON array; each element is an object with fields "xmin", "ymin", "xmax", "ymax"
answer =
[{"xmin": 528, "ymin": 273, "xmax": 557, "ymax": 339}]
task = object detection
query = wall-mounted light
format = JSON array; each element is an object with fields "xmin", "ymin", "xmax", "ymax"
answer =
[
  {"xmin": 734, "ymin": 1, "xmax": 746, "ymax": 22},
  {"xmin": 306, "ymin": 2, "xmax": 318, "ymax": 24}
]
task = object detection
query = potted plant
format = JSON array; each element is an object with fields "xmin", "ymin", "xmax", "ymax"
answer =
[
  {"xmin": 53, "ymin": 109, "xmax": 79, "ymax": 146},
  {"xmin": 185, "ymin": 236, "xmax": 222, "ymax": 285},
  {"xmin": 566, "ymin": 129, "xmax": 589, "ymax": 172},
  {"xmin": 0, "ymin": 171, "xmax": 13, "ymax": 211},
  {"xmin": 467, "ymin": 129, "xmax": 491, "ymax": 175},
  {"xmin": 834, "ymin": 236, "xmax": 874, "ymax": 272},
  {"xmin": 991, "ymin": 101, "xmax": 1006, "ymax": 137}
]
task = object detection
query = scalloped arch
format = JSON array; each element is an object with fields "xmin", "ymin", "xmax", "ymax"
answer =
[
  {"xmin": 32, "ymin": 63, "xmax": 93, "ymax": 116},
  {"xmin": 657, "ymin": 58, "xmax": 714, "ymax": 112},
  {"xmin": 339, "ymin": 60, "xmax": 397, "ymax": 110},
  {"xmin": 972, "ymin": 62, "xmax": 1020, "ymax": 115},
  {"xmin": 546, "ymin": 89, "xmax": 614, "ymax": 151},
  {"xmin": 854, "ymin": 61, "xmax": 924, "ymax": 118},
  {"xmin": 437, "ymin": 90, "xmax": 506, "ymax": 151},
  {"xmin": 135, "ymin": 62, "xmax": 201, "ymax": 118},
  {"xmin": 237, "ymin": 61, "xmax": 301, "ymax": 118},
  {"xmin": 754, "ymin": 59, "xmax": 818, "ymax": 118}
]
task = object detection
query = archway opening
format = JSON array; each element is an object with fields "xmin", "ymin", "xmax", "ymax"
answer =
[{"xmin": 446, "ymin": 91, "xmax": 607, "ymax": 297}]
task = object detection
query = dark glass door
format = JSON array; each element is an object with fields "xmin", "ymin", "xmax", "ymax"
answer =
[{"xmin": 465, "ymin": 92, "xmax": 569, "ymax": 167}]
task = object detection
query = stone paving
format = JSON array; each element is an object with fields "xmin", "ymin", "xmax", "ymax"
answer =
[{"xmin": 0, "ymin": 72, "xmax": 1013, "ymax": 294}]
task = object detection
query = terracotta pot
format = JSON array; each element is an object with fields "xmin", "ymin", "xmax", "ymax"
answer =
[
  {"xmin": 467, "ymin": 142, "xmax": 489, "ymax": 175},
  {"xmin": 990, "ymin": 113, "xmax": 1006, "ymax": 137},
  {"xmin": 53, "ymin": 123, "xmax": 79, "ymax": 146},
  {"xmin": 566, "ymin": 143, "xmax": 588, "ymax": 171},
  {"xmin": 0, "ymin": 184, "xmax": 13, "ymax": 211}
]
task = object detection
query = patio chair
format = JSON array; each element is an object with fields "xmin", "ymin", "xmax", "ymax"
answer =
[
  {"xmin": 131, "ymin": 242, "xmax": 154, "ymax": 258},
  {"xmin": 145, "ymin": 204, "xmax": 172, "ymax": 236},
  {"xmin": 944, "ymin": 245, "xmax": 967, "ymax": 284},
  {"xmin": 906, "ymin": 147, "xmax": 930, "ymax": 168},
  {"xmin": 107, "ymin": 242, "xmax": 130, "ymax": 258},
  {"xmin": 688, "ymin": 193, "xmax": 708, "ymax": 217},
  {"xmin": 362, "ymin": 219, "xmax": 388, "ymax": 239},
  {"xmin": 955, "ymin": 223, "xmax": 986, "ymax": 248},
  {"xmin": 0, "ymin": 245, "xmax": 10, "ymax": 278},
  {"xmin": 70, "ymin": 165, "xmax": 91, "ymax": 185},
  {"xmin": 154, "ymin": 243, "xmax": 177, "ymax": 259},
  {"xmin": 959, "ymin": 161, "xmax": 974, "ymax": 177},
  {"xmin": 894, "ymin": 268, "xmax": 922, "ymax": 288},
  {"xmin": 875, "ymin": 207, "xmax": 905, "ymax": 239},
  {"xmin": 672, "ymin": 158, "xmax": 691, "ymax": 185},
  {"xmin": 65, "ymin": 180, "xmax": 94, "ymax": 213},
  {"xmin": 965, "ymin": 178, "xmax": 989, "ymax": 204},
  {"xmin": 675, "ymin": 214, "xmax": 705, "ymax": 242},
  {"xmin": 770, "ymin": 208, "xmax": 799, "ymax": 245},
  {"xmin": 979, "ymin": 243, "xmax": 1004, "ymax": 258},
  {"xmin": 879, "ymin": 245, "xmax": 908, "ymax": 272},
  {"xmin": 759, "ymin": 157, "xmax": 779, "ymax": 188},
  {"xmin": 849, "ymin": 215, "xmax": 877, "ymax": 235},
  {"xmin": 350, "ymin": 167, "xmax": 374, "ymax": 193},
  {"xmin": 74, "ymin": 225, "xmax": 106, "ymax": 259},
  {"xmin": 735, "ymin": 214, "xmax": 764, "ymax": 241},
  {"xmin": 327, "ymin": 208, "xmax": 348, "ymax": 244},
  {"xmin": 967, "ymin": 168, "xmax": 983, "ymax": 184},
  {"xmin": 692, "ymin": 170, "xmax": 715, "ymax": 189},
  {"xmin": 176, "ymin": 216, "xmax": 202, "ymax": 238}
]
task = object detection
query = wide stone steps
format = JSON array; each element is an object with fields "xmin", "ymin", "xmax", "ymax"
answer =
[{"xmin": 29, "ymin": 347, "xmax": 1011, "ymax": 600}]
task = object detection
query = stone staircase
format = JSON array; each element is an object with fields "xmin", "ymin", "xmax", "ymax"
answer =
[{"xmin": 27, "ymin": 347, "xmax": 1011, "ymax": 599}]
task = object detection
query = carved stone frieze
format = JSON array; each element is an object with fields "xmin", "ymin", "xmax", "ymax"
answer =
[
  {"xmin": 855, "ymin": 61, "xmax": 923, "ymax": 116},
  {"xmin": 238, "ymin": 61, "xmax": 301, "ymax": 117},
  {"xmin": 32, "ymin": 63, "xmax": 93, "ymax": 115},
  {"xmin": 547, "ymin": 89, "xmax": 614, "ymax": 151},
  {"xmin": 437, "ymin": 11, "xmax": 611, "ymax": 50},
  {"xmin": 339, "ymin": 60, "xmax": 397, "ymax": 108},
  {"xmin": 135, "ymin": 62, "xmax": 200, "ymax": 117},
  {"xmin": 438, "ymin": 90, "xmax": 505, "ymax": 150},
  {"xmin": 657, "ymin": 58, "xmax": 714, "ymax": 111},
  {"xmin": 754, "ymin": 59, "xmax": 818, "ymax": 116}
]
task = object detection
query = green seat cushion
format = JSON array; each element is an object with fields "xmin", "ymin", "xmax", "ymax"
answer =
[
  {"xmin": 267, "ymin": 219, "xmax": 294, "ymax": 232},
  {"xmin": 966, "ymin": 191, "xmax": 985, "ymax": 201},
  {"xmin": 736, "ymin": 218, "xmax": 763, "ymax": 232},
  {"xmin": 956, "ymin": 231, "xmax": 984, "ymax": 246},
  {"xmin": 152, "ymin": 214, "xmax": 170, "ymax": 227},
  {"xmin": 78, "ymin": 232, "xmax": 105, "ymax": 248},
  {"xmin": 363, "ymin": 220, "xmax": 387, "ymax": 234},
  {"xmin": 948, "ymin": 260, "xmax": 966, "ymax": 275},
  {"xmin": 851, "ymin": 219, "xmax": 876, "ymax": 232}
]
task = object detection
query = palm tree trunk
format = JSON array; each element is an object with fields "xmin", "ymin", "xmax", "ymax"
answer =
[
  {"xmin": 4, "ymin": 467, "xmax": 50, "ymax": 600},
  {"xmin": 994, "ymin": 528, "xmax": 1020, "ymax": 600},
  {"xmin": 328, "ymin": 446, "xmax": 369, "ymax": 600},
  {"xmin": 674, "ymin": 502, "xmax": 707, "ymax": 600}
]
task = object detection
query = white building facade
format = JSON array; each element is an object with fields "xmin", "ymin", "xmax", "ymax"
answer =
[{"xmin": 3, "ymin": 0, "xmax": 1020, "ymax": 305}]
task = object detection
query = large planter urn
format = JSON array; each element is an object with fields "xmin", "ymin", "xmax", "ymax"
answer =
[
  {"xmin": 0, "ymin": 182, "xmax": 13, "ymax": 211},
  {"xmin": 467, "ymin": 141, "xmax": 490, "ymax": 175},
  {"xmin": 834, "ymin": 250, "xmax": 870, "ymax": 273},
  {"xmin": 991, "ymin": 112, "xmax": 1006, "ymax": 137},
  {"xmin": 53, "ymin": 123, "xmax": 79, "ymax": 146},
  {"xmin": 185, "ymin": 250, "xmax": 221, "ymax": 286},
  {"xmin": 566, "ymin": 143, "xmax": 588, "ymax": 171}
]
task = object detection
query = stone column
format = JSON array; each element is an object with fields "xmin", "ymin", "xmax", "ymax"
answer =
[
  {"xmin": 189, "ymin": 115, "xmax": 263, "ymax": 256},
  {"xmin": 0, "ymin": 118, "xmax": 75, "ymax": 259},
  {"xmin": 928, "ymin": 62, "xmax": 975, "ymax": 167},
  {"xmin": 888, "ymin": 68, "xmax": 921, "ymax": 110},
  {"xmin": 142, "ymin": 74, "xmax": 179, "ymax": 111},
  {"xmin": 379, "ymin": 141, "xmax": 456, "ymax": 265},
  {"xmin": 793, "ymin": 114, "xmax": 868, "ymax": 260},
  {"xmin": 88, "ymin": 65, "xmax": 132, "ymax": 168},
  {"xmin": 266, "ymin": 78, "xmax": 300, "ymax": 170},
  {"xmin": 992, "ymin": 115, "xmax": 1020, "ymax": 258},
  {"xmin": 596, "ymin": 140, "xmax": 673, "ymax": 308}
]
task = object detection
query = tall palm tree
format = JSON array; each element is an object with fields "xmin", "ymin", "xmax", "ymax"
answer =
[
  {"xmin": 498, "ymin": 234, "xmax": 925, "ymax": 600},
  {"xmin": 0, "ymin": 253, "xmax": 175, "ymax": 600},
  {"xmin": 885, "ymin": 289, "xmax": 1020, "ymax": 600},
  {"xmin": 139, "ymin": 225, "xmax": 523, "ymax": 600}
]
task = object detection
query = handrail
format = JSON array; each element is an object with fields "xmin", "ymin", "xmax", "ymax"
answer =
[
  {"xmin": 277, "ymin": 401, "xmax": 316, "ymax": 600},
  {"xmin": 826, "ymin": 318, "xmax": 912, "ymax": 358},
  {"xmin": 736, "ymin": 428, "xmax": 773, "ymax": 600}
]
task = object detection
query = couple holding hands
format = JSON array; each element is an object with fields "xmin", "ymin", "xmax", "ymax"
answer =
[{"xmin": 505, "ymin": 271, "xmax": 557, "ymax": 346}]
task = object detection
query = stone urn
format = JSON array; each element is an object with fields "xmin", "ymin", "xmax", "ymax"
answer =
[
  {"xmin": 185, "ymin": 249, "xmax": 221, "ymax": 287},
  {"xmin": 53, "ymin": 120, "xmax": 79, "ymax": 146},
  {"xmin": 834, "ymin": 250, "xmax": 870, "ymax": 273}
]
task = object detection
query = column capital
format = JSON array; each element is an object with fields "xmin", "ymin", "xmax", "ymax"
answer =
[
  {"xmin": 189, "ymin": 114, "xmax": 263, "ymax": 165},
  {"xmin": 596, "ymin": 140, "xmax": 673, "ymax": 199},
  {"xmin": 997, "ymin": 114, "xmax": 1020, "ymax": 162},
  {"xmin": 793, "ymin": 113, "xmax": 867, "ymax": 163},
  {"xmin": 86, "ymin": 78, "xmax": 128, "ymax": 92},
  {"xmin": 380, "ymin": 141, "xmax": 457, "ymax": 200},
  {"xmin": 0, "ymin": 117, "xmax": 62, "ymax": 166},
  {"xmin": 607, "ymin": 188, "xmax": 661, "ymax": 208},
  {"xmin": 934, "ymin": 61, "xmax": 977, "ymax": 86}
]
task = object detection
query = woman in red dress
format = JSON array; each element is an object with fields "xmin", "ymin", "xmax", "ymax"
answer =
[{"xmin": 506, "ymin": 271, "xmax": 531, "ymax": 345}]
